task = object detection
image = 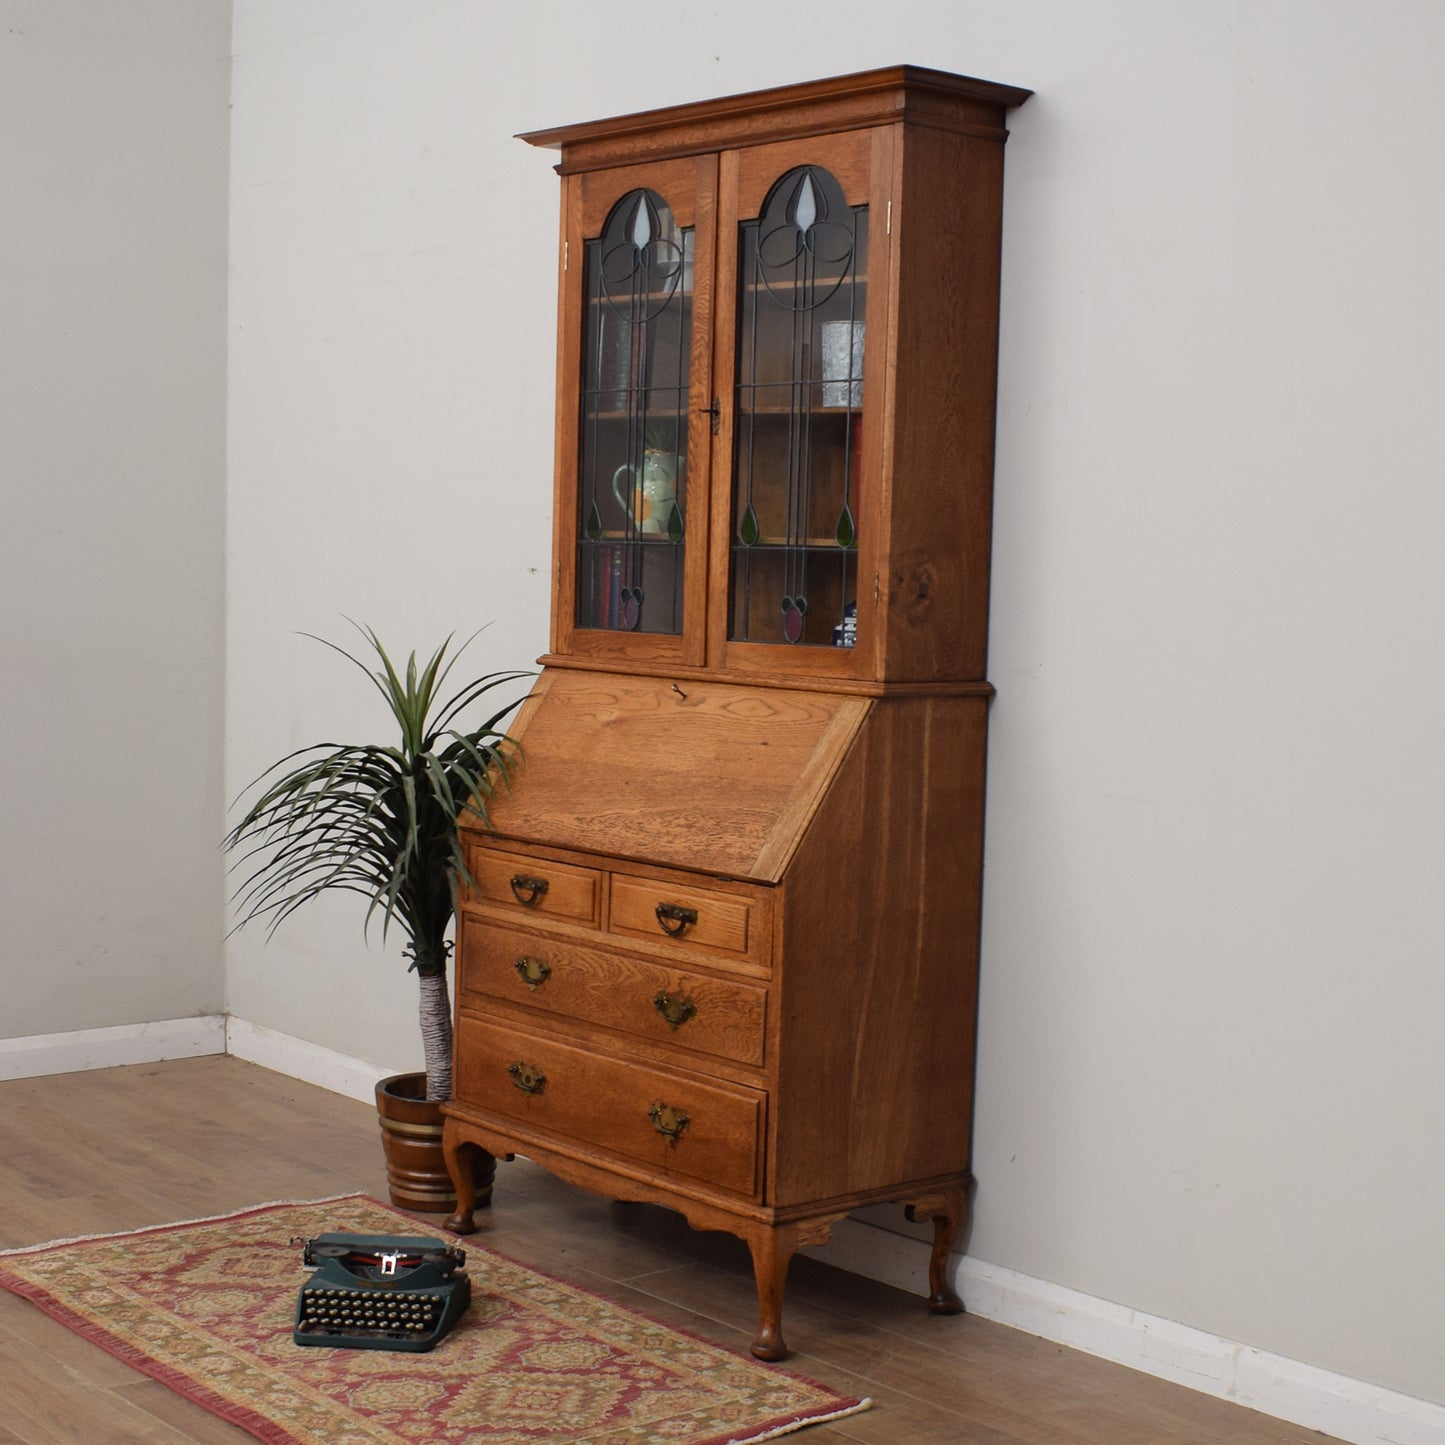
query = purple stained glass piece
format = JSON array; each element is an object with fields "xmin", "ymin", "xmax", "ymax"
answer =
[{"xmin": 782, "ymin": 599, "xmax": 806, "ymax": 644}]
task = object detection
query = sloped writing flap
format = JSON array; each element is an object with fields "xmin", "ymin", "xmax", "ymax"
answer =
[{"xmin": 481, "ymin": 670, "xmax": 868, "ymax": 882}]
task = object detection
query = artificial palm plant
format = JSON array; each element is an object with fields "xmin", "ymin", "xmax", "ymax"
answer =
[{"xmin": 224, "ymin": 625, "xmax": 528, "ymax": 1101}]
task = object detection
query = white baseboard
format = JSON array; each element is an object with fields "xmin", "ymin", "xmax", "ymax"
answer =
[
  {"xmin": 0, "ymin": 1015, "xmax": 226, "ymax": 1080},
  {"xmin": 810, "ymin": 1217, "xmax": 1445, "ymax": 1445},
  {"xmin": 223, "ymin": 1016, "xmax": 395, "ymax": 1105},
  {"xmin": 5, "ymin": 1017, "xmax": 1440, "ymax": 1445},
  {"xmin": 0, "ymin": 1015, "xmax": 393, "ymax": 1105}
]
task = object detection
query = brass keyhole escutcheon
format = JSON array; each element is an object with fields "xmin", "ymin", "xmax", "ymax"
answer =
[
  {"xmin": 514, "ymin": 955, "xmax": 552, "ymax": 989},
  {"xmin": 652, "ymin": 991, "xmax": 696, "ymax": 1028},
  {"xmin": 648, "ymin": 1101, "xmax": 690, "ymax": 1143},
  {"xmin": 508, "ymin": 1061, "xmax": 547, "ymax": 1096},
  {"xmin": 654, "ymin": 902, "xmax": 698, "ymax": 937},
  {"xmin": 509, "ymin": 874, "xmax": 550, "ymax": 907}
]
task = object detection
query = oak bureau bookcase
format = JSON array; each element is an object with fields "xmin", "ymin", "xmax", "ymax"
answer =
[{"xmin": 442, "ymin": 65, "xmax": 1031, "ymax": 1360}]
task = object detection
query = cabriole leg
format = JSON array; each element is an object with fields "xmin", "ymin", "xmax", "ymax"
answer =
[
  {"xmin": 745, "ymin": 1224, "xmax": 800, "ymax": 1361},
  {"xmin": 442, "ymin": 1121, "xmax": 478, "ymax": 1236},
  {"xmin": 905, "ymin": 1189, "xmax": 967, "ymax": 1315}
]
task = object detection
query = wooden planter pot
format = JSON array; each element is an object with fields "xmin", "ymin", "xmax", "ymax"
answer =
[{"xmin": 375, "ymin": 1072, "xmax": 494, "ymax": 1214}]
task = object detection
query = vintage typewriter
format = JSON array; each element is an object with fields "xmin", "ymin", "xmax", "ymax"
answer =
[{"xmin": 292, "ymin": 1232, "xmax": 471, "ymax": 1352}]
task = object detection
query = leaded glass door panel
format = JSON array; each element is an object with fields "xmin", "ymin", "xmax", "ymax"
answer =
[
  {"xmin": 708, "ymin": 130, "xmax": 882, "ymax": 676},
  {"xmin": 556, "ymin": 157, "xmax": 715, "ymax": 665}
]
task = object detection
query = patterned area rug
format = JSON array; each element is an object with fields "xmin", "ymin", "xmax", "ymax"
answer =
[{"xmin": 0, "ymin": 1194, "xmax": 868, "ymax": 1444}]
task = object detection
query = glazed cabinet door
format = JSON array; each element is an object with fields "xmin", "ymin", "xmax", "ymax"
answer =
[
  {"xmin": 707, "ymin": 128, "xmax": 893, "ymax": 679},
  {"xmin": 552, "ymin": 155, "xmax": 718, "ymax": 667}
]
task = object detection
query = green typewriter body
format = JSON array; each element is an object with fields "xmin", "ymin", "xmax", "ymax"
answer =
[{"xmin": 293, "ymin": 1232, "xmax": 470, "ymax": 1352}]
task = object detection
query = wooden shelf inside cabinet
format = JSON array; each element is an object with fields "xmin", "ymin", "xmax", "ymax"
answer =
[
  {"xmin": 737, "ymin": 274, "xmax": 869, "ymax": 294},
  {"xmin": 736, "ymin": 403, "xmax": 863, "ymax": 417},
  {"xmin": 448, "ymin": 65, "xmax": 1029, "ymax": 1364},
  {"xmin": 731, "ymin": 540, "xmax": 858, "ymax": 554}
]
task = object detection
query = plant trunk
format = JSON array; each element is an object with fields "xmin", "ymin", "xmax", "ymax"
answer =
[{"xmin": 418, "ymin": 970, "xmax": 453, "ymax": 1102}]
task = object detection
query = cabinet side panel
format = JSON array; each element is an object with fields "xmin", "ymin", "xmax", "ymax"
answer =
[
  {"xmin": 770, "ymin": 694, "xmax": 988, "ymax": 1205},
  {"xmin": 883, "ymin": 122, "xmax": 1008, "ymax": 683}
]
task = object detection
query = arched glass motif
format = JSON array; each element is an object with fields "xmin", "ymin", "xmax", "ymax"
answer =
[
  {"xmin": 577, "ymin": 189, "xmax": 692, "ymax": 634},
  {"xmin": 730, "ymin": 166, "xmax": 867, "ymax": 646}
]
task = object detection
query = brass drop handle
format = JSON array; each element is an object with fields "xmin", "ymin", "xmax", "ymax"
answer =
[
  {"xmin": 654, "ymin": 902, "xmax": 698, "ymax": 937},
  {"xmin": 509, "ymin": 874, "xmax": 550, "ymax": 907},
  {"xmin": 652, "ymin": 992, "xmax": 696, "ymax": 1029},
  {"xmin": 513, "ymin": 955, "xmax": 552, "ymax": 989},
  {"xmin": 508, "ymin": 1061, "xmax": 547, "ymax": 1096},
  {"xmin": 648, "ymin": 1101, "xmax": 690, "ymax": 1143}
]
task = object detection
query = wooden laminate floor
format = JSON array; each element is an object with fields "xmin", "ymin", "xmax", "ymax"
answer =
[{"xmin": 0, "ymin": 1057, "xmax": 1343, "ymax": 1444}]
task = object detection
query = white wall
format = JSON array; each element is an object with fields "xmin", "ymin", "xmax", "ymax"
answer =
[
  {"xmin": 224, "ymin": 0, "xmax": 1445, "ymax": 1415},
  {"xmin": 0, "ymin": 2, "xmax": 231, "ymax": 1037},
  {"xmin": 224, "ymin": 0, "xmax": 556, "ymax": 1070}
]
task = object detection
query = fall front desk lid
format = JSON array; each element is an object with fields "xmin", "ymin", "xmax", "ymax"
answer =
[{"xmin": 477, "ymin": 669, "xmax": 868, "ymax": 883}]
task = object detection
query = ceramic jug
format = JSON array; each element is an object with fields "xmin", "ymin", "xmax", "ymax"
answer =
[{"xmin": 612, "ymin": 450, "xmax": 678, "ymax": 533}]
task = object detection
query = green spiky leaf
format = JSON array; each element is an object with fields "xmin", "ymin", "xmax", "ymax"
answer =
[{"xmin": 224, "ymin": 623, "xmax": 531, "ymax": 980}]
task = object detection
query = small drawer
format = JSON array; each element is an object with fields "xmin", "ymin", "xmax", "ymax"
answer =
[
  {"xmin": 608, "ymin": 874, "xmax": 764, "ymax": 962},
  {"xmin": 454, "ymin": 1014, "xmax": 763, "ymax": 1198},
  {"xmin": 465, "ymin": 847, "xmax": 600, "ymax": 927},
  {"xmin": 457, "ymin": 921, "xmax": 767, "ymax": 1068}
]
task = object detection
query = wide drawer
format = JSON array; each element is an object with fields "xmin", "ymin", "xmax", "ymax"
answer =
[
  {"xmin": 465, "ymin": 846, "xmax": 600, "ymax": 927},
  {"xmin": 458, "ymin": 920, "xmax": 767, "ymax": 1067},
  {"xmin": 608, "ymin": 874, "xmax": 765, "ymax": 963},
  {"xmin": 454, "ymin": 1013, "xmax": 763, "ymax": 1198}
]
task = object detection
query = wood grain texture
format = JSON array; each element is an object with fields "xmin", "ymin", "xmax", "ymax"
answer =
[
  {"xmin": 476, "ymin": 669, "xmax": 865, "ymax": 880},
  {"xmin": 769, "ymin": 694, "xmax": 989, "ymax": 1204},
  {"xmin": 519, "ymin": 64, "xmax": 1032, "ymax": 173},
  {"xmin": 549, "ymin": 171, "xmax": 582, "ymax": 660},
  {"xmin": 881, "ymin": 120, "xmax": 1009, "ymax": 682},
  {"xmin": 464, "ymin": 844, "xmax": 601, "ymax": 923},
  {"xmin": 453, "ymin": 1012, "xmax": 764, "ymax": 1196},
  {"xmin": 457, "ymin": 914, "xmax": 769, "ymax": 1066},
  {"xmin": 608, "ymin": 872, "xmax": 758, "ymax": 958}
]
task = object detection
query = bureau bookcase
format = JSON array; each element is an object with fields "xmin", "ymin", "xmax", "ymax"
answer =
[{"xmin": 442, "ymin": 66, "xmax": 1030, "ymax": 1359}]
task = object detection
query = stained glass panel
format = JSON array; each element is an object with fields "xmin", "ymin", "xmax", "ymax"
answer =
[
  {"xmin": 576, "ymin": 189, "xmax": 692, "ymax": 635},
  {"xmin": 730, "ymin": 166, "xmax": 866, "ymax": 647}
]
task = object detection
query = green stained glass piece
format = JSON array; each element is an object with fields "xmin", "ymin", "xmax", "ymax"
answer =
[
  {"xmin": 666, "ymin": 501, "xmax": 684, "ymax": 544},
  {"xmin": 835, "ymin": 503, "xmax": 856, "ymax": 550},
  {"xmin": 585, "ymin": 501, "xmax": 603, "ymax": 541},
  {"xmin": 739, "ymin": 504, "xmax": 759, "ymax": 547}
]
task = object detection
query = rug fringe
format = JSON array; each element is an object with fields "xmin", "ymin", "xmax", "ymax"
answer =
[
  {"xmin": 726, "ymin": 1395, "xmax": 872, "ymax": 1443},
  {"xmin": 0, "ymin": 1193, "xmax": 369, "ymax": 1258}
]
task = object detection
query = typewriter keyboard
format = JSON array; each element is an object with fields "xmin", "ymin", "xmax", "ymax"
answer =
[{"xmin": 297, "ymin": 1286, "xmax": 447, "ymax": 1338}]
